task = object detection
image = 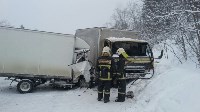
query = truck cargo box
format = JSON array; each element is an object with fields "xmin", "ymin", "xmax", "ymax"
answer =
[{"xmin": 0, "ymin": 26, "xmax": 90, "ymax": 79}]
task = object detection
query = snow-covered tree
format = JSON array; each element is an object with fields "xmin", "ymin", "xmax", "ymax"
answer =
[
  {"xmin": 110, "ymin": 2, "xmax": 142, "ymax": 31},
  {"xmin": 110, "ymin": 0, "xmax": 200, "ymax": 66}
]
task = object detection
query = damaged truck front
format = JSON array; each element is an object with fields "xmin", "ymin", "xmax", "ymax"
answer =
[{"xmin": 104, "ymin": 37, "xmax": 155, "ymax": 79}]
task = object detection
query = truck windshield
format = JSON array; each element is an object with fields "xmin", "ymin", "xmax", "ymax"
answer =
[{"xmin": 112, "ymin": 42, "xmax": 150, "ymax": 56}]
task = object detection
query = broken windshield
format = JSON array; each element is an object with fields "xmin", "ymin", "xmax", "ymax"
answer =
[{"xmin": 111, "ymin": 42, "xmax": 150, "ymax": 56}]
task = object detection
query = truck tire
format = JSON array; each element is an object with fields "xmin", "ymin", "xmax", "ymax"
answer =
[{"xmin": 17, "ymin": 80, "xmax": 34, "ymax": 94}]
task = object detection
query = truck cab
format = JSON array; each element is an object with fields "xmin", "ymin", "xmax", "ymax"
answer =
[{"xmin": 104, "ymin": 37, "xmax": 154, "ymax": 79}]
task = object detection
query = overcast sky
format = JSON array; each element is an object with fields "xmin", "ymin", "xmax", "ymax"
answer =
[{"xmin": 0, "ymin": 0, "xmax": 142, "ymax": 34}]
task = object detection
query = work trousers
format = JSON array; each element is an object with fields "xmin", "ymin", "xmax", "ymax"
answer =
[
  {"xmin": 98, "ymin": 80, "xmax": 111, "ymax": 101},
  {"xmin": 117, "ymin": 79, "xmax": 126, "ymax": 102}
]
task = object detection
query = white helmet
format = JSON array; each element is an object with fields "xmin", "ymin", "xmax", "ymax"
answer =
[
  {"xmin": 116, "ymin": 48, "xmax": 125, "ymax": 55},
  {"xmin": 102, "ymin": 46, "xmax": 111, "ymax": 56}
]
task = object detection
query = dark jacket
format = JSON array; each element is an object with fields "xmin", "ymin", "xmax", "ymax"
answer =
[
  {"xmin": 96, "ymin": 56, "xmax": 115, "ymax": 81},
  {"xmin": 115, "ymin": 54, "xmax": 126, "ymax": 79}
]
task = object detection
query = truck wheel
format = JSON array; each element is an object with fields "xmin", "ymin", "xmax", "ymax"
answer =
[{"xmin": 17, "ymin": 80, "xmax": 33, "ymax": 94}]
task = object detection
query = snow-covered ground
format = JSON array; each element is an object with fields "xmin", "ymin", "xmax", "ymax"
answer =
[{"xmin": 0, "ymin": 43, "xmax": 200, "ymax": 112}]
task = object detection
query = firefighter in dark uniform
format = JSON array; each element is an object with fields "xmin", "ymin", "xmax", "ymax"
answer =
[
  {"xmin": 96, "ymin": 46, "xmax": 115, "ymax": 103},
  {"xmin": 115, "ymin": 48, "xmax": 129, "ymax": 102}
]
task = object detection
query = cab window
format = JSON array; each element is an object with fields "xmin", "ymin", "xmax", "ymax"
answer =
[{"xmin": 111, "ymin": 42, "xmax": 149, "ymax": 56}]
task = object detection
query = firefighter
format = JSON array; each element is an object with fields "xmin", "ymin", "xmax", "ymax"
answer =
[
  {"xmin": 96, "ymin": 46, "xmax": 115, "ymax": 103},
  {"xmin": 115, "ymin": 48, "xmax": 129, "ymax": 102}
]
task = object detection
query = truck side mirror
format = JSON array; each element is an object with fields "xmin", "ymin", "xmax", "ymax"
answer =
[{"xmin": 157, "ymin": 50, "xmax": 163, "ymax": 59}]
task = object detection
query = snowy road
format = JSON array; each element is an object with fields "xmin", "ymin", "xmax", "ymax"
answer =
[{"xmin": 0, "ymin": 78, "xmax": 142, "ymax": 112}]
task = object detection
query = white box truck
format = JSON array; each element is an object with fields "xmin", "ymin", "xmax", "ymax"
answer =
[{"xmin": 0, "ymin": 26, "xmax": 91, "ymax": 93}]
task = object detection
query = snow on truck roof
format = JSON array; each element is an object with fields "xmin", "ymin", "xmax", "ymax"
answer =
[
  {"xmin": 0, "ymin": 26, "xmax": 73, "ymax": 36},
  {"xmin": 106, "ymin": 37, "xmax": 147, "ymax": 43},
  {"xmin": 76, "ymin": 27, "xmax": 139, "ymax": 33}
]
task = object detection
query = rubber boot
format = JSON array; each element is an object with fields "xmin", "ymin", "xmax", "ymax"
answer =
[
  {"xmin": 98, "ymin": 93, "xmax": 103, "ymax": 101},
  {"xmin": 120, "ymin": 94, "xmax": 125, "ymax": 102},
  {"xmin": 115, "ymin": 93, "xmax": 122, "ymax": 102},
  {"xmin": 104, "ymin": 94, "xmax": 110, "ymax": 103},
  {"xmin": 115, "ymin": 94, "xmax": 125, "ymax": 102}
]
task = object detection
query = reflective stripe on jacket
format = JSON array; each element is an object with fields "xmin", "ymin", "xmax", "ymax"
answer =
[{"xmin": 96, "ymin": 56, "xmax": 115, "ymax": 81}]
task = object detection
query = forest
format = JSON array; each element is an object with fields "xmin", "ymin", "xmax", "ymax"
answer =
[{"xmin": 110, "ymin": 0, "xmax": 200, "ymax": 66}]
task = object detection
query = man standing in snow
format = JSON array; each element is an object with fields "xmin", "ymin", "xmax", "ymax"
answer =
[
  {"xmin": 115, "ymin": 48, "xmax": 129, "ymax": 102},
  {"xmin": 96, "ymin": 46, "xmax": 115, "ymax": 103}
]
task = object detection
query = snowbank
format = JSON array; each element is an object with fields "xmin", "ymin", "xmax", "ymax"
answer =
[
  {"xmin": 130, "ymin": 62, "xmax": 200, "ymax": 112},
  {"xmin": 128, "ymin": 41, "xmax": 200, "ymax": 112}
]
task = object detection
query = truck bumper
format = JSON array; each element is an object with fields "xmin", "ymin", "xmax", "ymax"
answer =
[{"xmin": 124, "ymin": 66, "xmax": 154, "ymax": 79}]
